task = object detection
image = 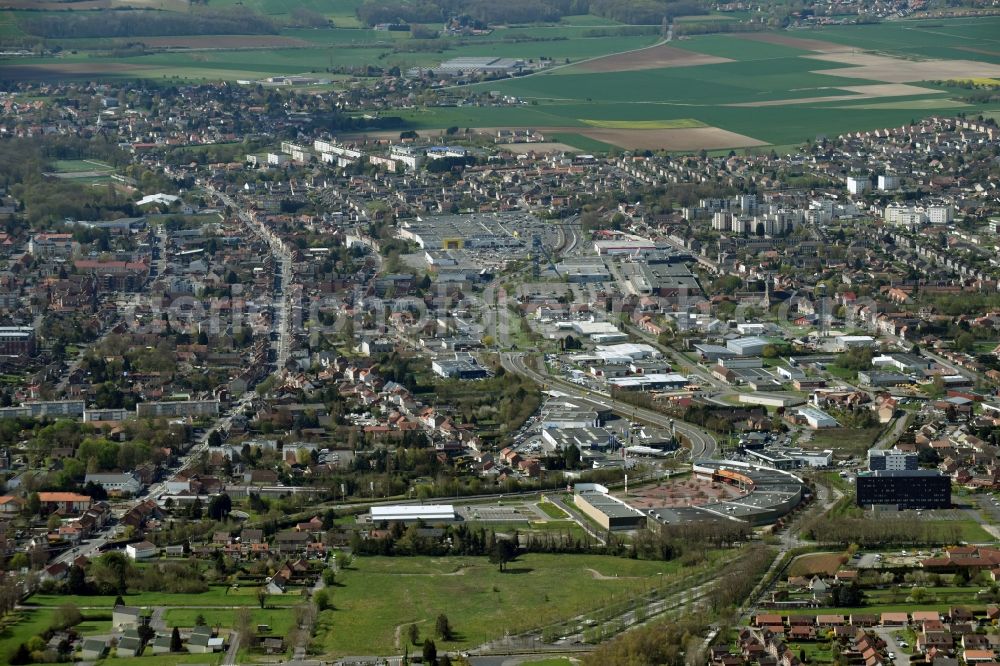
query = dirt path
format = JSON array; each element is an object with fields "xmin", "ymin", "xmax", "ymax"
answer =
[
  {"xmin": 586, "ymin": 568, "xmax": 641, "ymax": 580},
  {"xmin": 390, "ymin": 565, "xmax": 471, "ymax": 577},
  {"xmin": 394, "ymin": 619, "xmax": 427, "ymax": 650}
]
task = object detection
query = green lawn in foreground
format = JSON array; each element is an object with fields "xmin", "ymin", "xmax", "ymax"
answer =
[
  {"xmin": 76, "ymin": 611, "xmax": 112, "ymax": 636},
  {"xmin": 317, "ymin": 553, "xmax": 703, "ymax": 656},
  {"xmin": 0, "ymin": 609, "xmax": 55, "ymax": 663},
  {"xmin": 164, "ymin": 607, "xmax": 296, "ymax": 634},
  {"xmin": 27, "ymin": 585, "xmax": 300, "ymax": 608}
]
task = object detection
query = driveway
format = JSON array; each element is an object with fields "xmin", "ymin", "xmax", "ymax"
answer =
[{"xmin": 874, "ymin": 628, "xmax": 910, "ymax": 666}]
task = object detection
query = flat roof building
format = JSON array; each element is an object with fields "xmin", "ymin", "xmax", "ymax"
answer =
[
  {"xmin": 370, "ymin": 505, "xmax": 457, "ymax": 523},
  {"xmin": 647, "ymin": 461, "xmax": 806, "ymax": 527},
  {"xmin": 856, "ymin": 470, "xmax": 950, "ymax": 510},
  {"xmin": 868, "ymin": 449, "xmax": 918, "ymax": 471},
  {"xmin": 573, "ymin": 483, "xmax": 646, "ymax": 531},
  {"xmin": 795, "ymin": 406, "xmax": 839, "ymax": 429},
  {"xmin": 726, "ymin": 336, "xmax": 771, "ymax": 357}
]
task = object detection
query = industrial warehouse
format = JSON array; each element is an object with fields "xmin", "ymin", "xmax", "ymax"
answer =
[{"xmin": 573, "ymin": 483, "xmax": 648, "ymax": 531}]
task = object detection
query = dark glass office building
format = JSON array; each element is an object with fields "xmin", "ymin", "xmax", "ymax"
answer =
[{"xmin": 855, "ymin": 470, "xmax": 951, "ymax": 509}]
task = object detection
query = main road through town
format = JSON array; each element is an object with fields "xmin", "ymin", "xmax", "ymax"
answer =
[{"xmin": 500, "ymin": 352, "xmax": 718, "ymax": 459}]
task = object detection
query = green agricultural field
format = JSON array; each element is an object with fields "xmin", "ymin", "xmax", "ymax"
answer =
[
  {"xmin": 801, "ymin": 17, "xmax": 1000, "ymax": 62},
  {"xmin": 581, "ymin": 118, "xmax": 707, "ymax": 129},
  {"xmin": 830, "ymin": 98, "xmax": 971, "ymax": 110},
  {"xmin": 0, "ymin": 12, "xmax": 24, "ymax": 38},
  {"xmin": 3, "ymin": 11, "xmax": 1000, "ymax": 149},
  {"xmin": 412, "ymin": 17, "xmax": 1000, "ymax": 147},
  {"xmin": 558, "ymin": 14, "xmax": 626, "ymax": 26},
  {"xmin": 317, "ymin": 553, "xmax": 704, "ymax": 656},
  {"xmin": 445, "ymin": 34, "xmax": 659, "ymax": 61},
  {"xmin": 471, "ymin": 56, "xmax": 873, "ymax": 106},
  {"xmin": 209, "ymin": 0, "xmax": 364, "ymax": 25},
  {"xmin": 550, "ymin": 132, "xmax": 617, "ymax": 153},
  {"xmin": 674, "ymin": 34, "xmax": 814, "ymax": 59}
]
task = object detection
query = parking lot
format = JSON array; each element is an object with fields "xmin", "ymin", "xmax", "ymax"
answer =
[{"xmin": 457, "ymin": 504, "xmax": 542, "ymax": 522}]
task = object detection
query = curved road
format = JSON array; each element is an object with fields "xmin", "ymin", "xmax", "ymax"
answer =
[{"xmin": 501, "ymin": 352, "xmax": 718, "ymax": 459}]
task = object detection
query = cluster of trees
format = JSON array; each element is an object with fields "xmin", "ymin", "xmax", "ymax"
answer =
[
  {"xmin": 830, "ymin": 583, "xmax": 864, "ymax": 607},
  {"xmin": 835, "ymin": 346, "xmax": 874, "ymax": 372},
  {"xmin": 356, "ymin": 0, "xmax": 711, "ymax": 26},
  {"xmin": 8, "ymin": 605, "xmax": 84, "ymax": 664},
  {"xmin": 433, "ymin": 370, "xmax": 541, "ymax": 437},
  {"xmin": 582, "ymin": 611, "xmax": 710, "ymax": 665},
  {"xmin": 674, "ymin": 19, "xmax": 770, "ymax": 36},
  {"xmin": 13, "ymin": 419, "xmax": 179, "ymax": 493},
  {"xmin": 590, "ymin": 0, "xmax": 706, "ymax": 24},
  {"xmin": 60, "ymin": 553, "xmax": 209, "ymax": 596},
  {"xmin": 677, "ymin": 403, "xmax": 761, "ymax": 434},
  {"xmin": 289, "ymin": 7, "xmax": 330, "ymax": 28},
  {"xmin": 425, "ymin": 155, "xmax": 477, "ymax": 173},
  {"xmin": 0, "ymin": 577, "xmax": 22, "ymax": 619},
  {"xmin": 705, "ymin": 545, "xmax": 775, "ymax": 613},
  {"xmin": 631, "ymin": 522, "xmax": 750, "ymax": 562},
  {"xmin": 357, "ymin": 0, "xmax": 589, "ymax": 26},
  {"xmin": 350, "ymin": 519, "xmax": 748, "ymax": 565},
  {"xmin": 801, "ymin": 515, "xmax": 968, "ymax": 547},
  {"xmin": 349, "ymin": 523, "xmax": 518, "ymax": 559},
  {"xmin": 20, "ymin": 9, "xmax": 278, "ymax": 39},
  {"xmin": 0, "ymin": 136, "xmax": 136, "ymax": 231}
]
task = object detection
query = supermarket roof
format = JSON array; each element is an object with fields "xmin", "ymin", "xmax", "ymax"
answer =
[{"xmin": 370, "ymin": 505, "xmax": 456, "ymax": 522}]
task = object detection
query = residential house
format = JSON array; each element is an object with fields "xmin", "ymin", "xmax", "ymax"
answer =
[
  {"xmin": 116, "ymin": 629, "xmax": 144, "ymax": 657},
  {"xmin": 38, "ymin": 492, "xmax": 91, "ymax": 514},
  {"xmin": 84, "ymin": 472, "xmax": 143, "ymax": 497},
  {"xmin": 112, "ymin": 605, "xmax": 141, "ymax": 630},
  {"xmin": 188, "ymin": 625, "xmax": 224, "ymax": 653},
  {"xmin": 125, "ymin": 541, "xmax": 157, "ymax": 560},
  {"xmin": 80, "ymin": 638, "xmax": 108, "ymax": 660}
]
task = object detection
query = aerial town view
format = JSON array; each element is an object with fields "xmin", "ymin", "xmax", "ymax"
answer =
[{"xmin": 2, "ymin": 0, "xmax": 1000, "ymax": 664}]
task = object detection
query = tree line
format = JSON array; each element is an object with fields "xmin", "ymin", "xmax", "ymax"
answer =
[
  {"xmin": 20, "ymin": 8, "xmax": 278, "ymax": 39},
  {"xmin": 356, "ymin": 0, "xmax": 710, "ymax": 26},
  {"xmin": 350, "ymin": 520, "xmax": 749, "ymax": 563},
  {"xmin": 581, "ymin": 546, "xmax": 773, "ymax": 665},
  {"xmin": 801, "ymin": 515, "xmax": 967, "ymax": 547},
  {"xmin": 589, "ymin": 0, "xmax": 706, "ymax": 24},
  {"xmin": 357, "ymin": 0, "xmax": 589, "ymax": 26}
]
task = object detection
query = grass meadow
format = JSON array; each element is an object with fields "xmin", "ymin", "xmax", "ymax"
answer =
[{"xmin": 316, "ymin": 553, "xmax": 709, "ymax": 655}]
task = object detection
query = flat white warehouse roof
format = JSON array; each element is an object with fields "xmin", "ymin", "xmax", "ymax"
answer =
[{"xmin": 370, "ymin": 505, "xmax": 456, "ymax": 521}]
